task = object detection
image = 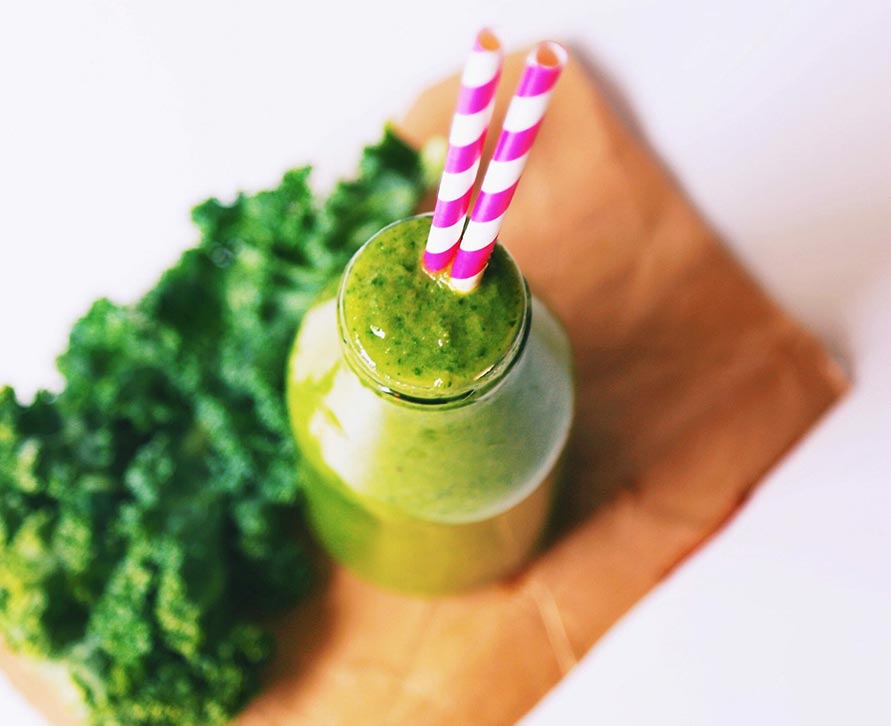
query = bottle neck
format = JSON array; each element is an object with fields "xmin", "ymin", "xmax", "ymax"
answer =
[{"xmin": 336, "ymin": 225, "xmax": 532, "ymax": 408}]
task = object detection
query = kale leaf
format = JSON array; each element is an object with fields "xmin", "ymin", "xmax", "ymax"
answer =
[{"xmin": 0, "ymin": 127, "xmax": 431, "ymax": 725}]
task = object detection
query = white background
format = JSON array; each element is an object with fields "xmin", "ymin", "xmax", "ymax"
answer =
[{"xmin": 2, "ymin": 1, "xmax": 890, "ymax": 724}]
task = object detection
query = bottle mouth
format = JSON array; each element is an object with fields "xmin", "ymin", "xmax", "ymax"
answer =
[{"xmin": 336, "ymin": 214, "xmax": 532, "ymax": 407}]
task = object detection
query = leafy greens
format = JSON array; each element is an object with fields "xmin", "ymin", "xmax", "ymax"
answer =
[{"xmin": 0, "ymin": 128, "xmax": 431, "ymax": 725}]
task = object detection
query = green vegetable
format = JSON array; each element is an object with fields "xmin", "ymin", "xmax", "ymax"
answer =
[{"xmin": 0, "ymin": 127, "xmax": 433, "ymax": 725}]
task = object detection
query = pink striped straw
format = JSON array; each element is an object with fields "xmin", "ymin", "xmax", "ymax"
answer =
[
  {"xmin": 423, "ymin": 29, "xmax": 503, "ymax": 273},
  {"xmin": 449, "ymin": 41, "xmax": 568, "ymax": 292}
]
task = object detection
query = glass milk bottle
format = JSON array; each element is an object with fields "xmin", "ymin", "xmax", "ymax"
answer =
[{"xmin": 286, "ymin": 215, "xmax": 574, "ymax": 594}]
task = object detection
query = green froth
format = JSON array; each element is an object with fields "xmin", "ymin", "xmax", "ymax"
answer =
[{"xmin": 340, "ymin": 216, "xmax": 525, "ymax": 395}]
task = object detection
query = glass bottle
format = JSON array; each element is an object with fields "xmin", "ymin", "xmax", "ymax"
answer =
[{"xmin": 286, "ymin": 215, "xmax": 574, "ymax": 594}]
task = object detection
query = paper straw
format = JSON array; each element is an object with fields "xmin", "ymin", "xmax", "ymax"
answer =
[
  {"xmin": 423, "ymin": 29, "xmax": 503, "ymax": 273},
  {"xmin": 449, "ymin": 41, "xmax": 567, "ymax": 292}
]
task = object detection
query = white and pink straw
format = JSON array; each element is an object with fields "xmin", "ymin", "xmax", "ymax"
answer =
[
  {"xmin": 423, "ymin": 30, "xmax": 503, "ymax": 273},
  {"xmin": 449, "ymin": 41, "xmax": 567, "ymax": 292}
]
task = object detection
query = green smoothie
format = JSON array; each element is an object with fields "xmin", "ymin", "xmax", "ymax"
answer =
[
  {"xmin": 287, "ymin": 215, "xmax": 574, "ymax": 594},
  {"xmin": 340, "ymin": 215, "xmax": 526, "ymax": 397}
]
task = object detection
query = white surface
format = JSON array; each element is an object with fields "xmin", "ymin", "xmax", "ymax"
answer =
[{"xmin": 1, "ymin": 1, "xmax": 889, "ymax": 724}]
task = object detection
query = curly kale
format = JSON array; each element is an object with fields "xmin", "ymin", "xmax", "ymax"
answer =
[{"xmin": 0, "ymin": 127, "xmax": 431, "ymax": 725}]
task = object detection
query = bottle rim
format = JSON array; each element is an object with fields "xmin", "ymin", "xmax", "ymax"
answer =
[{"xmin": 336, "ymin": 213, "xmax": 532, "ymax": 408}]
